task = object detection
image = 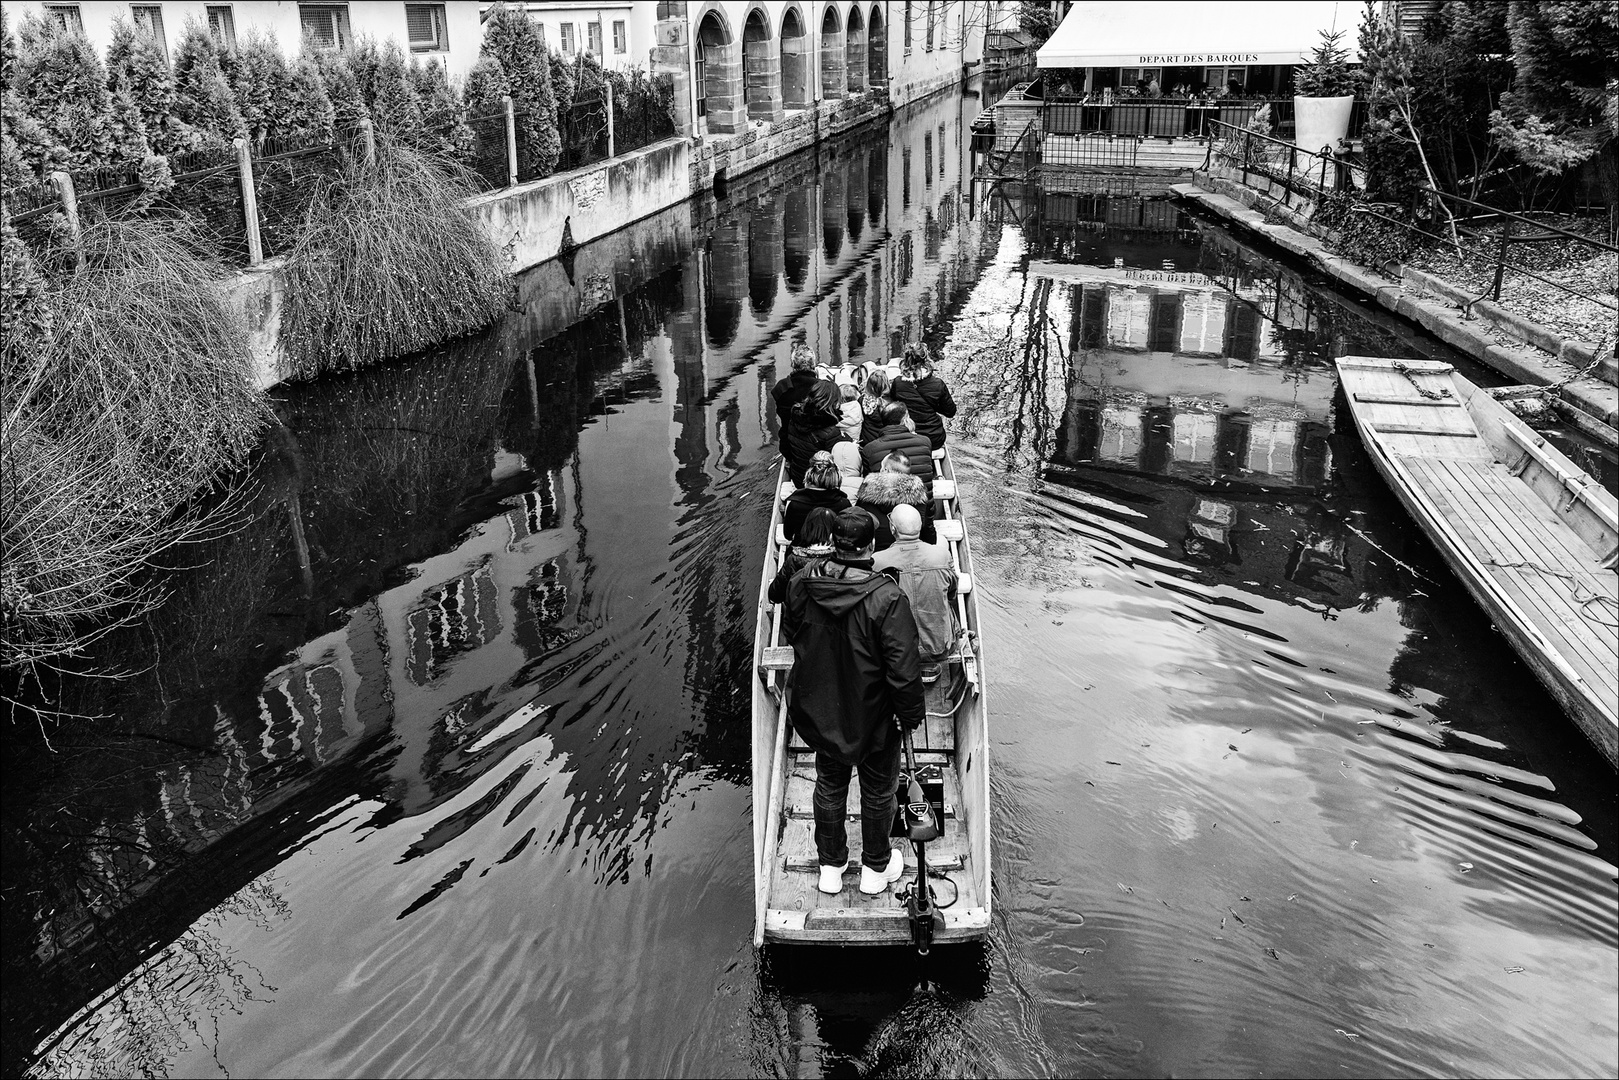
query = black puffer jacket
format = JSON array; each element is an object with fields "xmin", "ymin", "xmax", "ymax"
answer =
[
  {"xmin": 782, "ymin": 486, "xmax": 851, "ymax": 542},
  {"xmin": 784, "ymin": 382, "xmax": 848, "ymax": 484},
  {"xmin": 784, "ymin": 558, "xmax": 926, "ymax": 762},
  {"xmin": 771, "ymin": 370, "xmax": 823, "ymax": 453},
  {"xmin": 891, "ymin": 375, "xmax": 957, "ymax": 450},
  {"xmin": 855, "ymin": 471, "xmax": 936, "ymax": 550},
  {"xmin": 860, "ymin": 424, "xmax": 936, "ymax": 484}
]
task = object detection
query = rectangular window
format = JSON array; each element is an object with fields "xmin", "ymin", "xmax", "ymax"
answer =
[
  {"xmin": 405, "ymin": 3, "xmax": 447, "ymax": 52},
  {"xmin": 925, "ymin": 1, "xmax": 934, "ymax": 51},
  {"xmin": 613, "ymin": 20, "xmax": 626, "ymax": 53},
  {"xmin": 923, "ymin": 131, "xmax": 932, "ymax": 187},
  {"xmin": 902, "ymin": 146, "xmax": 912, "ymax": 208},
  {"xmin": 299, "ymin": 4, "xmax": 351, "ymax": 51},
  {"xmin": 43, "ymin": 4, "xmax": 83, "ymax": 33},
  {"xmin": 588, "ymin": 21, "xmax": 602, "ymax": 55},
  {"xmin": 537, "ymin": 23, "xmax": 546, "ymax": 49},
  {"xmin": 904, "ymin": 1, "xmax": 912, "ymax": 48},
  {"xmin": 206, "ymin": 5, "xmax": 237, "ymax": 54},
  {"xmin": 130, "ymin": 5, "xmax": 168, "ymax": 63},
  {"xmin": 938, "ymin": 124, "xmax": 945, "ymax": 178},
  {"xmin": 560, "ymin": 22, "xmax": 575, "ymax": 55}
]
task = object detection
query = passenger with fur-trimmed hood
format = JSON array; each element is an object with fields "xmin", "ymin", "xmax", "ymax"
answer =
[{"xmin": 856, "ymin": 453, "xmax": 936, "ymax": 550}]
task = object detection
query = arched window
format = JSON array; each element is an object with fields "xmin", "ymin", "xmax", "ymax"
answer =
[
  {"xmin": 742, "ymin": 9, "xmax": 781, "ymax": 123},
  {"xmin": 697, "ymin": 12, "xmax": 744, "ymax": 135},
  {"xmin": 868, "ymin": 8, "xmax": 886, "ymax": 85},
  {"xmin": 781, "ymin": 8, "xmax": 809, "ymax": 109},
  {"xmin": 845, "ymin": 7, "xmax": 866, "ymax": 92},
  {"xmin": 819, "ymin": 6, "xmax": 845, "ymax": 99}
]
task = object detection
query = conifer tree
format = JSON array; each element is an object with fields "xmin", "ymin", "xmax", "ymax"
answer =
[
  {"xmin": 462, "ymin": 55, "xmax": 509, "ymax": 117},
  {"xmin": 479, "ymin": 3, "xmax": 559, "ymax": 177},
  {"xmin": 285, "ymin": 54, "xmax": 336, "ymax": 144},
  {"xmin": 105, "ymin": 86, "xmax": 159, "ymax": 170},
  {"xmin": 368, "ymin": 40, "xmax": 423, "ymax": 138},
  {"xmin": 172, "ymin": 17, "xmax": 246, "ymax": 146},
  {"xmin": 0, "ymin": 211, "xmax": 52, "ymax": 386},
  {"xmin": 409, "ymin": 58, "xmax": 472, "ymax": 160},
  {"xmin": 312, "ymin": 44, "xmax": 368, "ymax": 130},
  {"xmin": 107, "ymin": 15, "xmax": 193, "ymax": 154},
  {"xmin": 14, "ymin": 12, "xmax": 115, "ymax": 169},
  {"xmin": 231, "ymin": 31, "xmax": 296, "ymax": 145},
  {"xmin": 549, "ymin": 48, "xmax": 576, "ymax": 110}
]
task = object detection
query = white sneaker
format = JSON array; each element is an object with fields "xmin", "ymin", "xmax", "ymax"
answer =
[
  {"xmin": 858, "ymin": 848, "xmax": 905, "ymax": 894},
  {"xmin": 818, "ymin": 864, "xmax": 845, "ymax": 894}
]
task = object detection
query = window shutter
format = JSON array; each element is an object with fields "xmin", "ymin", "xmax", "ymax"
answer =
[{"xmin": 406, "ymin": 5, "xmax": 434, "ymax": 45}]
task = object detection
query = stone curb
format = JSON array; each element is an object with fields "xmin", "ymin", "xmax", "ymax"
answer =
[{"xmin": 1171, "ymin": 181, "xmax": 1618, "ymax": 433}]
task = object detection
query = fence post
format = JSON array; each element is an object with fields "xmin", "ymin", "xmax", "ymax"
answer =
[
  {"xmin": 605, "ymin": 82, "xmax": 615, "ymax": 159},
  {"xmin": 1284, "ymin": 147, "xmax": 1294, "ymax": 206},
  {"xmin": 1492, "ymin": 218, "xmax": 1512, "ymax": 302},
  {"xmin": 233, "ymin": 138, "xmax": 264, "ymax": 266},
  {"xmin": 48, "ymin": 171, "xmax": 82, "ymax": 267},
  {"xmin": 503, "ymin": 95, "xmax": 518, "ymax": 187},
  {"xmin": 357, "ymin": 118, "xmax": 376, "ymax": 163}
]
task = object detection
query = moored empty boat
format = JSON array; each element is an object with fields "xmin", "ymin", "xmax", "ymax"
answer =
[
  {"xmin": 1336, "ymin": 357, "xmax": 1618, "ymax": 765},
  {"xmin": 751, "ymin": 445, "xmax": 991, "ymax": 945}
]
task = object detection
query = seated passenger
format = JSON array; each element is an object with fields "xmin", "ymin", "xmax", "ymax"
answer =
[
  {"xmin": 856, "ymin": 453, "xmax": 935, "ymax": 550},
  {"xmin": 872, "ymin": 504, "xmax": 958, "ymax": 683},
  {"xmin": 783, "ymin": 456, "xmax": 851, "ymax": 542},
  {"xmin": 836, "ymin": 383, "xmax": 864, "ymax": 442},
  {"xmin": 890, "ymin": 342, "xmax": 957, "ymax": 452},
  {"xmin": 785, "ymin": 380, "xmax": 850, "ymax": 484},
  {"xmin": 830, "ymin": 440, "xmax": 861, "ymax": 482},
  {"xmin": 860, "ymin": 402, "xmax": 936, "ymax": 483},
  {"xmin": 770, "ymin": 343, "xmax": 828, "ymax": 457},
  {"xmin": 768, "ymin": 506, "xmax": 837, "ymax": 604},
  {"xmin": 857, "ymin": 367, "xmax": 897, "ymax": 445}
]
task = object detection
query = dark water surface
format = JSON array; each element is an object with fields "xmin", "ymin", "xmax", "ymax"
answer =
[{"xmin": 8, "ymin": 83, "xmax": 1616, "ymax": 1078}]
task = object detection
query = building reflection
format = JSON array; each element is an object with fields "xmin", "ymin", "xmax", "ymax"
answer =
[{"xmin": 7, "ymin": 80, "xmax": 992, "ymax": 1074}]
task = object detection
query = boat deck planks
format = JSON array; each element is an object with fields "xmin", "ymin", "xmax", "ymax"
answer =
[{"xmin": 1337, "ymin": 357, "xmax": 1618, "ymax": 764}]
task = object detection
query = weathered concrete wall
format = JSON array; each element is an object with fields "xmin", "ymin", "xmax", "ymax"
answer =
[{"xmin": 470, "ymin": 137, "xmax": 691, "ymax": 274}]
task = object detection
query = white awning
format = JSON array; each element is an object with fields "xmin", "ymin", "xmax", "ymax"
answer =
[{"xmin": 1037, "ymin": 1, "xmax": 1360, "ymax": 68}]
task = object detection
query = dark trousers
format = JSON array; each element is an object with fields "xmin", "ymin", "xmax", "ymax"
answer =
[{"xmin": 814, "ymin": 738, "xmax": 901, "ymax": 871}]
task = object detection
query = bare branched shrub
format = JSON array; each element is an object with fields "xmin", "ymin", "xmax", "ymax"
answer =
[
  {"xmin": 2, "ymin": 213, "xmax": 269, "ymax": 709},
  {"xmin": 279, "ymin": 138, "xmax": 512, "ymax": 378}
]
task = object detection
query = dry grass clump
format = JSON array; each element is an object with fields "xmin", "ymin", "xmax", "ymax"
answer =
[
  {"xmin": 2, "ymin": 214, "xmax": 269, "ymax": 702},
  {"xmin": 279, "ymin": 138, "xmax": 512, "ymax": 379}
]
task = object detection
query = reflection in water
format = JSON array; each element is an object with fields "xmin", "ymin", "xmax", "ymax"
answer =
[{"xmin": 6, "ymin": 82, "xmax": 1615, "ymax": 1079}]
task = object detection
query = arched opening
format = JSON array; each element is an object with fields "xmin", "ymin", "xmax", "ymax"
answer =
[
  {"xmin": 821, "ymin": 168, "xmax": 845, "ymax": 261},
  {"xmin": 749, "ymin": 197, "xmax": 782, "ymax": 317},
  {"xmin": 696, "ymin": 12, "xmax": 745, "ymax": 135},
  {"xmin": 867, "ymin": 143, "xmax": 886, "ymax": 225},
  {"xmin": 783, "ymin": 187, "xmax": 810, "ymax": 290},
  {"xmin": 780, "ymin": 8, "xmax": 809, "ymax": 110},
  {"xmin": 742, "ymin": 9, "xmax": 782, "ymax": 124},
  {"xmin": 846, "ymin": 151, "xmax": 867, "ymax": 242},
  {"xmin": 845, "ymin": 7, "xmax": 866, "ymax": 93},
  {"xmin": 819, "ymin": 7, "xmax": 845, "ymax": 99},
  {"xmin": 868, "ymin": 8, "xmax": 886, "ymax": 86}
]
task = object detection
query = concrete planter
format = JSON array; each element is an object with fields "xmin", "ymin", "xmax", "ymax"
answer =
[{"xmin": 1293, "ymin": 94, "xmax": 1354, "ymax": 158}]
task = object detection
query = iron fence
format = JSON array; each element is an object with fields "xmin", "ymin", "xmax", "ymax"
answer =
[
  {"xmin": 466, "ymin": 111, "xmax": 510, "ymax": 192},
  {"xmin": 557, "ymin": 91, "xmax": 609, "ymax": 173},
  {"xmin": 1204, "ymin": 119, "xmax": 1367, "ymax": 206},
  {"xmin": 612, "ymin": 77, "xmax": 678, "ymax": 157}
]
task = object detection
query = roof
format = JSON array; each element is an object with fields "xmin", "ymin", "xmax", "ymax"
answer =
[{"xmin": 1036, "ymin": 1, "xmax": 1361, "ymax": 68}]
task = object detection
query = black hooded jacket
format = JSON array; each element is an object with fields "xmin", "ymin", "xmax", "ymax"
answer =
[
  {"xmin": 771, "ymin": 370, "xmax": 822, "ymax": 453},
  {"xmin": 784, "ymin": 558, "xmax": 926, "ymax": 763},
  {"xmin": 784, "ymin": 381, "xmax": 848, "ymax": 484},
  {"xmin": 891, "ymin": 375, "xmax": 957, "ymax": 450}
]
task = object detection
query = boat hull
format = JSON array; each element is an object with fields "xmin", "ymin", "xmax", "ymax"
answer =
[
  {"xmin": 752, "ymin": 448, "xmax": 992, "ymax": 944},
  {"xmin": 1336, "ymin": 357, "xmax": 1618, "ymax": 765}
]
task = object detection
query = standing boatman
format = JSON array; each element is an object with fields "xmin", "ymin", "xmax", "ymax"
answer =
[{"xmin": 782, "ymin": 507, "xmax": 927, "ymax": 896}]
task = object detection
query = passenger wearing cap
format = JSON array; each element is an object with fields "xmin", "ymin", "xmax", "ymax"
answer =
[
  {"xmin": 782, "ymin": 455, "xmax": 851, "ymax": 542},
  {"xmin": 782, "ymin": 507, "xmax": 927, "ymax": 898}
]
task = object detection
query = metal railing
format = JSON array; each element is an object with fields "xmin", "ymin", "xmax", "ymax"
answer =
[
  {"xmin": 1202, "ymin": 119, "xmax": 1617, "ymax": 321},
  {"xmin": 1353, "ymin": 190, "xmax": 1618, "ymax": 311},
  {"xmin": 1042, "ymin": 96, "xmax": 1368, "ymax": 142},
  {"xmin": 1202, "ymin": 119, "xmax": 1366, "ymax": 206}
]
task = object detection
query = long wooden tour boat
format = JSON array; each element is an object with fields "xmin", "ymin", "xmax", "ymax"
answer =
[
  {"xmin": 751, "ymin": 445, "xmax": 991, "ymax": 947},
  {"xmin": 1336, "ymin": 357, "xmax": 1618, "ymax": 765}
]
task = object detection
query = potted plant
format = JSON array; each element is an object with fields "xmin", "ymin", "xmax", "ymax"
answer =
[{"xmin": 1293, "ymin": 27, "xmax": 1359, "ymax": 159}]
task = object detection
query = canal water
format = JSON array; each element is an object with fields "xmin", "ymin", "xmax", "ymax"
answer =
[{"xmin": 7, "ymin": 83, "xmax": 1616, "ymax": 1078}]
